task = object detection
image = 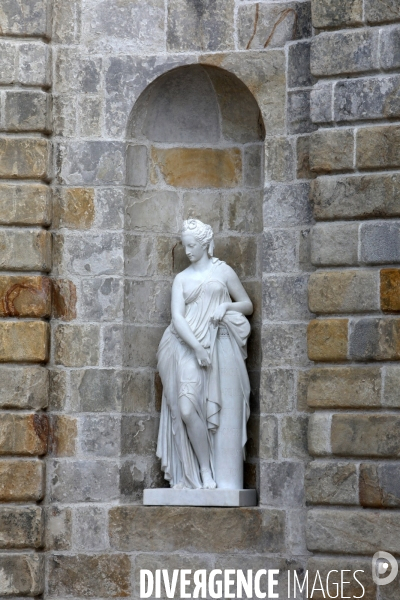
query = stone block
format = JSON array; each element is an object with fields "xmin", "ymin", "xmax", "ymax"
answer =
[
  {"xmin": 61, "ymin": 232, "xmax": 123, "ymax": 276},
  {"xmin": 0, "ymin": 42, "xmax": 17, "ymax": 84},
  {"xmin": 49, "ymin": 369, "xmax": 66, "ymax": 411},
  {"xmin": 182, "ymin": 191, "xmax": 224, "ymax": 233},
  {"xmin": 265, "ymin": 137, "xmax": 294, "ymax": 182},
  {"xmin": 53, "ymin": 94, "xmax": 77, "ymax": 137},
  {"xmin": 77, "ymin": 95, "xmax": 102, "ymax": 137},
  {"xmin": 244, "ymin": 145, "xmax": 263, "ymax": 188},
  {"xmin": 0, "ymin": 0, "xmax": 48, "ymax": 36},
  {"xmin": 264, "ymin": 182, "xmax": 312, "ymax": 227},
  {"xmin": 0, "ymin": 138, "xmax": 49, "ymax": 179},
  {"xmin": 121, "ymin": 415, "xmax": 159, "ymax": 456},
  {"xmin": 260, "ymin": 461, "xmax": 304, "ymax": 507},
  {"xmin": 384, "ymin": 366, "xmax": 400, "ymax": 407},
  {"xmin": 94, "ymin": 188, "xmax": 124, "ymax": 230},
  {"xmin": 124, "ymin": 280, "xmax": 170, "ymax": 325},
  {"xmin": 109, "ymin": 506, "xmax": 285, "ymax": 553},
  {"xmin": 126, "ymin": 145, "xmax": 147, "ymax": 187},
  {"xmin": 381, "ymin": 25, "xmax": 400, "ymax": 70},
  {"xmin": 81, "ymin": 415, "xmax": 120, "ymax": 457},
  {"xmin": 365, "ymin": 0, "xmax": 400, "ymax": 24},
  {"xmin": 263, "ymin": 274, "xmax": 311, "ymax": 321},
  {"xmin": 54, "ymin": 324, "xmax": 100, "ymax": 367},
  {"xmin": 72, "ymin": 506, "xmax": 108, "ymax": 551},
  {"xmin": 360, "ymin": 221, "xmax": 400, "ymax": 264},
  {"xmin": 308, "ymin": 413, "xmax": 331, "ymax": 456},
  {"xmin": 287, "ymin": 90, "xmax": 317, "ymax": 134},
  {"xmin": 307, "ymin": 558, "xmax": 375, "ymax": 600},
  {"xmin": 0, "ymin": 366, "xmax": 48, "ymax": 410},
  {"xmin": 0, "ymin": 228, "xmax": 51, "ymax": 271},
  {"xmin": 306, "ymin": 461, "xmax": 358, "ymax": 505},
  {"xmin": 57, "ymin": 140, "xmax": 124, "ymax": 185},
  {"xmin": 0, "ymin": 183, "xmax": 51, "ymax": 226},
  {"xmin": 334, "ymin": 74, "xmax": 400, "ymax": 122},
  {"xmin": 0, "ymin": 506, "xmax": 43, "ymax": 549},
  {"xmin": 125, "ymin": 189, "xmax": 180, "ymax": 233},
  {"xmin": 55, "ymin": 49, "xmax": 101, "ymax": 94},
  {"xmin": 49, "ymin": 460, "xmax": 119, "ymax": 503},
  {"xmin": 4, "ymin": 91, "xmax": 49, "ymax": 133},
  {"xmin": 226, "ymin": 190, "xmax": 263, "ymax": 234},
  {"xmin": 123, "ymin": 325, "xmax": 165, "ymax": 369},
  {"xmin": 332, "ymin": 414, "xmax": 400, "ymax": 457},
  {"xmin": 258, "ymin": 416, "xmax": 278, "ymax": 459},
  {"xmin": 307, "ymin": 319, "xmax": 349, "ymax": 362},
  {"xmin": 48, "ymin": 554, "xmax": 131, "ymax": 598},
  {"xmin": 45, "ymin": 506, "xmax": 72, "ymax": 550},
  {"xmin": 311, "ymin": 173, "xmax": 400, "ymax": 220},
  {"xmin": 151, "ymin": 147, "xmax": 242, "ymax": 189},
  {"xmin": 81, "ymin": 277, "xmax": 123, "ymax": 322},
  {"xmin": 262, "ymin": 229, "xmax": 298, "ymax": 273},
  {"xmin": 0, "ymin": 321, "xmax": 49, "ymax": 363},
  {"xmin": 381, "ymin": 269, "xmax": 400, "ymax": 312},
  {"xmin": 102, "ymin": 325, "xmax": 123, "ymax": 368},
  {"xmin": 308, "ymin": 270, "xmax": 379, "ymax": 314},
  {"xmin": 0, "ymin": 459, "xmax": 44, "ymax": 501},
  {"xmin": 311, "ymin": 222, "xmax": 359, "ymax": 266},
  {"xmin": 281, "ymin": 415, "xmax": 309, "ymax": 459},
  {"xmin": 0, "ymin": 554, "xmax": 44, "ymax": 596},
  {"xmin": 238, "ymin": 2, "xmax": 311, "ymax": 50},
  {"xmin": 168, "ymin": 0, "xmax": 234, "ymax": 52},
  {"xmin": 0, "ymin": 275, "xmax": 51, "ymax": 318},
  {"xmin": 307, "ymin": 508, "xmax": 400, "ymax": 555},
  {"xmin": 18, "ymin": 42, "xmax": 50, "ymax": 87},
  {"xmin": 214, "ymin": 236, "xmax": 257, "ymax": 279},
  {"xmin": 262, "ymin": 323, "xmax": 309, "ymax": 367},
  {"xmin": 360, "ymin": 463, "xmax": 400, "ymax": 508},
  {"xmin": 55, "ymin": 187, "xmax": 95, "ymax": 229},
  {"xmin": 350, "ymin": 317, "xmax": 400, "ymax": 360},
  {"xmin": 310, "ymin": 81, "xmax": 333, "ymax": 123},
  {"xmin": 260, "ymin": 369, "xmax": 295, "ymax": 413},
  {"xmin": 307, "ymin": 366, "xmax": 382, "ymax": 408},
  {"xmin": 288, "ymin": 41, "xmax": 316, "ymax": 88},
  {"xmin": 296, "ymin": 135, "xmax": 316, "ymax": 180},
  {"xmin": 70, "ymin": 370, "xmax": 123, "ymax": 412},
  {"xmin": 0, "ymin": 413, "xmax": 48, "ymax": 456},
  {"xmin": 309, "ymin": 129, "xmax": 354, "ymax": 173},
  {"xmin": 311, "ymin": 0, "xmax": 363, "ymax": 28},
  {"xmin": 52, "ymin": 0, "xmax": 81, "ymax": 43},
  {"xmin": 311, "ymin": 29, "xmax": 379, "ymax": 77},
  {"xmin": 357, "ymin": 125, "xmax": 400, "ymax": 169},
  {"xmin": 52, "ymin": 279, "xmax": 77, "ymax": 321},
  {"xmin": 119, "ymin": 457, "xmax": 148, "ymax": 502},
  {"xmin": 48, "ymin": 415, "xmax": 77, "ymax": 457},
  {"xmin": 125, "ymin": 235, "xmax": 154, "ymax": 277}
]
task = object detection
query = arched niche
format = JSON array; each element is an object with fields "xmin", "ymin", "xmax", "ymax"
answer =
[{"xmin": 121, "ymin": 64, "xmax": 265, "ymax": 498}]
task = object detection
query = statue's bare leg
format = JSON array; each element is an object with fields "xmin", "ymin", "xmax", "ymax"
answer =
[{"xmin": 179, "ymin": 395, "xmax": 216, "ymax": 489}]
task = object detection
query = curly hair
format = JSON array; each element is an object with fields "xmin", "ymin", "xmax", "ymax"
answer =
[{"xmin": 181, "ymin": 219, "xmax": 214, "ymax": 257}]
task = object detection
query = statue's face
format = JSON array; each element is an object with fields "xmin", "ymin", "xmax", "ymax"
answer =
[{"xmin": 181, "ymin": 233, "xmax": 207, "ymax": 263}]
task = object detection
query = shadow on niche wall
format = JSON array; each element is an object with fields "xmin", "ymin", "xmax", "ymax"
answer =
[{"xmin": 121, "ymin": 64, "xmax": 265, "ymax": 500}]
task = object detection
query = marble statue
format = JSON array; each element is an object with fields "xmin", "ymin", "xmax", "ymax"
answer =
[{"xmin": 156, "ymin": 219, "xmax": 253, "ymax": 492}]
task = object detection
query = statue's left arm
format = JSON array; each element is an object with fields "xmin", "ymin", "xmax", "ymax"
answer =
[{"xmin": 211, "ymin": 265, "xmax": 253, "ymax": 326}]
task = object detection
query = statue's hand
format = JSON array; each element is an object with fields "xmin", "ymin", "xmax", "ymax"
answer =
[
  {"xmin": 210, "ymin": 303, "xmax": 228, "ymax": 328},
  {"xmin": 195, "ymin": 345, "xmax": 211, "ymax": 368}
]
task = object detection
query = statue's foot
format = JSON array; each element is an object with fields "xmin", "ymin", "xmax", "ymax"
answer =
[
  {"xmin": 173, "ymin": 481, "xmax": 186, "ymax": 490},
  {"xmin": 201, "ymin": 468, "xmax": 217, "ymax": 489}
]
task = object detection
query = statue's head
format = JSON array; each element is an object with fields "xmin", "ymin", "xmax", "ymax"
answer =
[{"xmin": 181, "ymin": 219, "xmax": 214, "ymax": 257}]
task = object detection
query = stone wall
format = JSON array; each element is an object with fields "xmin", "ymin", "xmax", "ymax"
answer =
[{"xmin": 305, "ymin": 0, "xmax": 400, "ymax": 597}]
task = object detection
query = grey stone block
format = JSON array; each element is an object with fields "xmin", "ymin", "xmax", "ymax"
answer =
[
  {"xmin": 80, "ymin": 277, "xmax": 124, "ymax": 321},
  {"xmin": 226, "ymin": 190, "xmax": 263, "ymax": 234},
  {"xmin": 0, "ymin": 554, "xmax": 44, "ymax": 596},
  {"xmin": 122, "ymin": 370, "xmax": 153, "ymax": 413},
  {"xmin": 53, "ymin": 94, "xmax": 77, "ymax": 138},
  {"xmin": 360, "ymin": 463, "xmax": 400, "ymax": 508},
  {"xmin": 102, "ymin": 325, "xmax": 123, "ymax": 368},
  {"xmin": 262, "ymin": 323, "xmax": 309, "ymax": 367},
  {"xmin": 349, "ymin": 318, "xmax": 380, "ymax": 361},
  {"xmin": 262, "ymin": 230, "xmax": 298, "ymax": 273},
  {"xmin": 125, "ymin": 190, "xmax": 180, "ymax": 233},
  {"xmin": 57, "ymin": 142, "xmax": 124, "ymax": 185},
  {"xmin": 244, "ymin": 145, "xmax": 263, "ymax": 188},
  {"xmin": 288, "ymin": 41, "xmax": 316, "ymax": 88},
  {"xmin": 54, "ymin": 324, "xmax": 100, "ymax": 368},
  {"xmin": 168, "ymin": 0, "xmax": 234, "ymax": 52},
  {"xmin": 55, "ymin": 49, "xmax": 101, "ymax": 93},
  {"xmin": 70, "ymin": 370, "xmax": 123, "ymax": 412},
  {"xmin": 335, "ymin": 75, "xmax": 400, "ymax": 122},
  {"xmin": 120, "ymin": 457, "xmax": 147, "ymax": 501},
  {"xmin": 311, "ymin": 0, "xmax": 363, "ymax": 28},
  {"xmin": 94, "ymin": 188, "xmax": 124, "ymax": 229},
  {"xmin": 311, "ymin": 222, "xmax": 359, "ymax": 266},
  {"xmin": 260, "ymin": 461, "xmax": 304, "ymax": 507},
  {"xmin": 305, "ymin": 462, "xmax": 358, "ymax": 505},
  {"xmin": 49, "ymin": 460, "xmax": 119, "ymax": 503},
  {"xmin": 0, "ymin": 229, "xmax": 51, "ymax": 272},
  {"xmin": 124, "ymin": 280, "xmax": 171, "ymax": 325},
  {"xmin": 0, "ymin": 366, "xmax": 48, "ymax": 410},
  {"xmin": 310, "ymin": 81, "xmax": 333, "ymax": 124},
  {"xmin": 183, "ymin": 191, "xmax": 223, "ymax": 233},
  {"xmin": 0, "ymin": 0, "xmax": 48, "ymax": 36},
  {"xmin": 265, "ymin": 137, "xmax": 295, "ymax": 182},
  {"xmin": 123, "ymin": 325, "xmax": 165, "ymax": 369},
  {"xmin": 61, "ymin": 232, "xmax": 123, "ymax": 276},
  {"xmin": 380, "ymin": 25, "xmax": 400, "ymax": 70},
  {"xmin": 45, "ymin": 506, "xmax": 72, "ymax": 551},
  {"xmin": 72, "ymin": 506, "xmax": 108, "ymax": 551},
  {"xmin": 77, "ymin": 95, "xmax": 102, "ymax": 137},
  {"xmin": 287, "ymin": 90, "xmax": 317, "ymax": 134},
  {"xmin": 80, "ymin": 415, "xmax": 121, "ymax": 457},
  {"xmin": 360, "ymin": 221, "xmax": 400, "ymax": 264},
  {"xmin": 263, "ymin": 274, "xmax": 311, "ymax": 321},
  {"xmin": 52, "ymin": 0, "xmax": 81, "ymax": 44},
  {"xmin": 124, "ymin": 235, "xmax": 154, "ymax": 277},
  {"xmin": 311, "ymin": 29, "xmax": 379, "ymax": 77},
  {"xmin": 263, "ymin": 183, "xmax": 312, "ymax": 227},
  {"xmin": 0, "ymin": 42, "xmax": 17, "ymax": 84},
  {"xmin": 126, "ymin": 145, "xmax": 147, "ymax": 187},
  {"xmin": 384, "ymin": 366, "xmax": 400, "ymax": 408},
  {"xmin": 259, "ymin": 416, "xmax": 278, "ymax": 460},
  {"xmin": 260, "ymin": 368, "xmax": 296, "ymax": 413},
  {"xmin": 4, "ymin": 91, "xmax": 49, "ymax": 132},
  {"xmin": 121, "ymin": 415, "xmax": 159, "ymax": 456},
  {"xmin": 49, "ymin": 370, "xmax": 67, "ymax": 411},
  {"xmin": 0, "ymin": 506, "xmax": 43, "ymax": 549},
  {"xmin": 18, "ymin": 42, "xmax": 50, "ymax": 87},
  {"xmin": 281, "ymin": 415, "xmax": 309, "ymax": 459},
  {"xmin": 365, "ymin": 0, "xmax": 400, "ymax": 24}
]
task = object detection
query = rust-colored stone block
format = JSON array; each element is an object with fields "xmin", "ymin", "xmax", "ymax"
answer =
[
  {"xmin": 0, "ymin": 414, "xmax": 48, "ymax": 456},
  {"xmin": 308, "ymin": 270, "xmax": 379, "ymax": 314},
  {"xmin": 48, "ymin": 415, "xmax": 77, "ymax": 457},
  {"xmin": 381, "ymin": 269, "xmax": 400, "ymax": 312},
  {"xmin": 0, "ymin": 276, "xmax": 51, "ymax": 318},
  {"xmin": 151, "ymin": 147, "xmax": 242, "ymax": 188},
  {"xmin": 56, "ymin": 187, "xmax": 95, "ymax": 229},
  {"xmin": 52, "ymin": 279, "xmax": 77, "ymax": 321},
  {"xmin": 0, "ymin": 321, "xmax": 49, "ymax": 363},
  {"xmin": 0, "ymin": 459, "xmax": 44, "ymax": 501},
  {"xmin": 0, "ymin": 138, "xmax": 49, "ymax": 180},
  {"xmin": 307, "ymin": 319, "xmax": 348, "ymax": 362}
]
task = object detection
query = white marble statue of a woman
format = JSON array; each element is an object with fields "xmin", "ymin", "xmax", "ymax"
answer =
[{"xmin": 156, "ymin": 219, "xmax": 253, "ymax": 492}]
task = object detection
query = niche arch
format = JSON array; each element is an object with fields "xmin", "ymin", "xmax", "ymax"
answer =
[{"xmin": 122, "ymin": 64, "xmax": 265, "ymax": 498}]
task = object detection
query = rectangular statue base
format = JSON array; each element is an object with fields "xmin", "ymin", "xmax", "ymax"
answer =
[{"xmin": 143, "ymin": 488, "xmax": 257, "ymax": 507}]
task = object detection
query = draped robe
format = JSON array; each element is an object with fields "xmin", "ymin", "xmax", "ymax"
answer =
[{"xmin": 156, "ymin": 259, "xmax": 251, "ymax": 489}]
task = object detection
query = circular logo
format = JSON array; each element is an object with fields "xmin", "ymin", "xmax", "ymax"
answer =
[{"xmin": 372, "ymin": 551, "xmax": 398, "ymax": 586}]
